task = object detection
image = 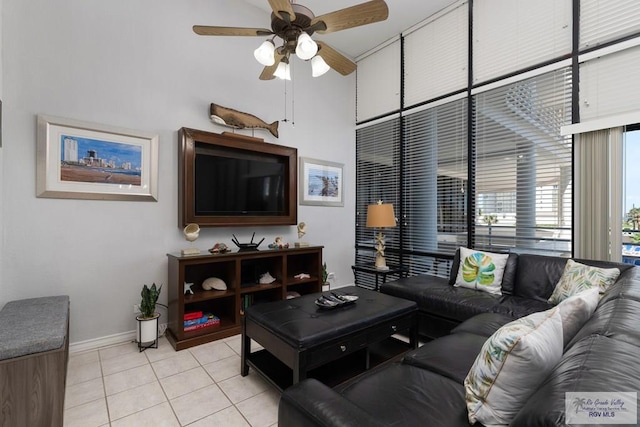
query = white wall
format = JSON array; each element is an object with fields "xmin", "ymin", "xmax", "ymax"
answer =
[
  {"xmin": 0, "ymin": 0, "xmax": 3, "ymax": 305},
  {"xmin": 1, "ymin": 0, "xmax": 355, "ymax": 344}
]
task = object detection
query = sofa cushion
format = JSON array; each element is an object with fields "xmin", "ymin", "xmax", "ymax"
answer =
[
  {"xmin": 451, "ymin": 313, "xmax": 515, "ymax": 337},
  {"xmin": 511, "ymin": 335, "xmax": 640, "ymax": 427},
  {"xmin": 453, "ymin": 248, "xmax": 509, "ymax": 295},
  {"xmin": 599, "ymin": 269, "xmax": 640, "ymax": 305},
  {"xmin": 566, "ymin": 297, "xmax": 640, "ymax": 350},
  {"xmin": 278, "ymin": 378, "xmax": 387, "ymax": 427},
  {"xmin": 418, "ymin": 284, "xmax": 503, "ymax": 322},
  {"xmin": 0, "ymin": 296, "xmax": 70, "ymax": 360},
  {"xmin": 382, "ymin": 274, "xmax": 503, "ymax": 322},
  {"xmin": 402, "ymin": 332, "xmax": 488, "ymax": 384},
  {"xmin": 465, "ymin": 307, "xmax": 564, "ymax": 425},
  {"xmin": 340, "ymin": 364, "xmax": 471, "ymax": 427},
  {"xmin": 513, "ymin": 254, "xmax": 568, "ymax": 299},
  {"xmin": 492, "ymin": 294, "xmax": 553, "ymax": 319},
  {"xmin": 548, "ymin": 259, "xmax": 620, "ymax": 304}
]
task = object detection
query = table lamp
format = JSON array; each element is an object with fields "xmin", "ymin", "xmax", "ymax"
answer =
[{"xmin": 366, "ymin": 201, "xmax": 397, "ymax": 270}]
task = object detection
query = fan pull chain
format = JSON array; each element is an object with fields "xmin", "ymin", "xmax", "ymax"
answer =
[
  {"xmin": 291, "ymin": 61, "xmax": 295, "ymax": 127},
  {"xmin": 283, "ymin": 78, "xmax": 288, "ymax": 124},
  {"xmin": 281, "ymin": 63, "xmax": 295, "ymax": 127},
  {"xmin": 283, "ymin": 79, "xmax": 288, "ymax": 123}
]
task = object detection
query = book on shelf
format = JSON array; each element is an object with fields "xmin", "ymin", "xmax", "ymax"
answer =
[
  {"xmin": 184, "ymin": 316, "xmax": 220, "ymax": 332},
  {"xmin": 240, "ymin": 294, "xmax": 255, "ymax": 315},
  {"xmin": 184, "ymin": 313, "xmax": 219, "ymax": 327},
  {"xmin": 184, "ymin": 311, "xmax": 203, "ymax": 321},
  {"xmin": 242, "ymin": 294, "xmax": 254, "ymax": 310},
  {"xmin": 185, "ymin": 317, "xmax": 220, "ymax": 331}
]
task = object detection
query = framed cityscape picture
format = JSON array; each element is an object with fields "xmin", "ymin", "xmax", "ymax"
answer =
[
  {"xmin": 299, "ymin": 157, "xmax": 344, "ymax": 207},
  {"xmin": 36, "ymin": 115, "xmax": 158, "ymax": 201}
]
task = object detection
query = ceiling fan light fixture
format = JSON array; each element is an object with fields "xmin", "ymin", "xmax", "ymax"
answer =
[
  {"xmin": 274, "ymin": 61, "xmax": 291, "ymax": 80},
  {"xmin": 254, "ymin": 39, "xmax": 276, "ymax": 66},
  {"xmin": 295, "ymin": 32, "xmax": 318, "ymax": 60},
  {"xmin": 311, "ymin": 55, "xmax": 330, "ymax": 77}
]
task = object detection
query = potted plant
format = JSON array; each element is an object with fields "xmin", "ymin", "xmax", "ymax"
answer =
[
  {"xmin": 136, "ymin": 283, "xmax": 162, "ymax": 350},
  {"xmin": 322, "ymin": 262, "xmax": 329, "ymax": 289}
]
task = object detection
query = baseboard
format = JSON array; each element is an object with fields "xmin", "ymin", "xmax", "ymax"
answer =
[
  {"xmin": 322, "ymin": 283, "xmax": 352, "ymax": 291},
  {"xmin": 69, "ymin": 322, "xmax": 168, "ymax": 354}
]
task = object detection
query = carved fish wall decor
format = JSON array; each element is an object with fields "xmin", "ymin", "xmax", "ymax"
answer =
[{"xmin": 209, "ymin": 103, "xmax": 279, "ymax": 138}]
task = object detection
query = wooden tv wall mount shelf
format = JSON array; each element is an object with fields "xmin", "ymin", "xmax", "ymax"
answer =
[
  {"xmin": 166, "ymin": 246, "xmax": 323, "ymax": 351},
  {"xmin": 178, "ymin": 127, "xmax": 298, "ymax": 227}
]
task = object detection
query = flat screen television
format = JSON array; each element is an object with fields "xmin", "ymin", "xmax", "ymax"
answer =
[{"xmin": 179, "ymin": 128, "xmax": 297, "ymax": 227}]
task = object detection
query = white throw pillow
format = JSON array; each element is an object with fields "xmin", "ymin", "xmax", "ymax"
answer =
[
  {"xmin": 557, "ymin": 287, "xmax": 599, "ymax": 347},
  {"xmin": 548, "ymin": 259, "xmax": 620, "ymax": 305},
  {"xmin": 465, "ymin": 308, "xmax": 564, "ymax": 425},
  {"xmin": 454, "ymin": 248, "xmax": 509, "ymax": 295}
]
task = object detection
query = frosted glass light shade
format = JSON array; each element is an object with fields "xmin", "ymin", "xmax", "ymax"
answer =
[
  {"xmin": 311, "ymin": 55, "xmax": 330, "ymax": 77},
  {"xmin": 254, "ymin": 40, "xmax": 276, "ymax": 66},
  {"xmin": 274, "ymin": 61, "xmax": 291, "ymax": 80},
  {"xmin": 295, "ymin": 33, "xmax": 318, "ymax": 60}
]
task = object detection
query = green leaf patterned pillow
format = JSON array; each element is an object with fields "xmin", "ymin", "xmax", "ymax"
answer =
[
  {"xmin": 465, "ymin": 308, "xmax": 564, "ymax": 425},
  {"xmin": 454, "ymin": 248, "xmax": 509, "ymax": 295},
  {"xmin": 548, "ymin": 259, "xmax": 620, "ymax": 305}
]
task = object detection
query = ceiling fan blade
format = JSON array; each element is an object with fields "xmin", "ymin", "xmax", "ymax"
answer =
[
  {"xmin": 316, "ymin": 42, "xmax": 356, "ymax": 76},
  {"xmin": 311, "ymin": 0, "xmax": 389, "ymax": 34},
  {"xmin": 268, "ymin": 0, "xmax": 296, "ymax": 21},
  {"xmin": 193, "ymin": 25, "xmax": 273, "ymax": 37},
  {"xmin": 259, "ymin": 52, "xmax": 285, "ymax": 80}
]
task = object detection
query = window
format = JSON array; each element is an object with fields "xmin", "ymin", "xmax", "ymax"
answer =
[
  {"xmin": 403, "ymin": 98, "xmax": 468, "ymax": 273},
  {"xmin": 473, "ymin": 68, "xmax": 573, "ymax": 255},
  {"xmin": 473, "ymin": 0, "xmax": 571, "ymax": 84},
  {"xmin": 356, "ymin": 40, "xmax": 401, "ymax": 122},
  {"xmin": 622, "ymin": 124, "xmax": 640, "ymax": 265},
  {"xmin": 403, "ymin": 1, "xmax": 468, "ymax": 106},
  {"xmin": 355, "ymin": 118, "xmax": 401, "ymax": 286},
  {"xmin": 580, "ymin": 0, "xmax": 640, "ymax": 50},
  {"xmin": 353, "ymin": 0, "xmax": 640, "ymax": 266}
]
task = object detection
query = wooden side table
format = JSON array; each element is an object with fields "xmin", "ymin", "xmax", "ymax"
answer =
[{"xmin": 351, "ymin": 264, "xmax": 409, "ymax": 291}]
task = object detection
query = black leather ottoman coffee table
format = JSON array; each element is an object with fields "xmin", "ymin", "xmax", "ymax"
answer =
[{"xmin": 241, "ymin": 286, "xmax": 418, "ymax": 391}]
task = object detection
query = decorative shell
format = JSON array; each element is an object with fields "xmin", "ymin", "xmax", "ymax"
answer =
[
  {"xmin": 183, "ymin": 223, "xmax": 200, "ymax": 242},
  {"xmin": 259, "ymin": 272, "xmax": 276, "ymax": 284},
  {"xmin": 202, "ymin": 277, "xmax": 226, "ymax": 291}
]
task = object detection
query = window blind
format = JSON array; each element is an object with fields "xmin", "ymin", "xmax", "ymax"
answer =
[
  {"xmin": 356, "ymin": 39, "xmax": 401, "ymax": 122},
  {"xmin": 473, "ymin": 68, "xmax": 573, "ymax": 256},
  {"xmin": 580, "ymin": 45, "xmax": 640, "ymax": 121},
  {"xmin": 403, "ymin": 98, "xmax": 468, "ymax": 273},
  {"xmin": 355, "ymin": 118, "xmax": 401, "ymax": 286},
  {"xmin": 580, "ymin": 0, "xmax": 640, "ymax": 50},
  {"xmin": 403, "ymin": 1, "xmax": 468, "ymax": 108},
  {"xmin": 473, "ymin": 0, "xmax": 572, "ymax": 84}
]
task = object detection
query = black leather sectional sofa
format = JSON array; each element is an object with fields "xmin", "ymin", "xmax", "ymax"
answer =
[
  {"xmin": 382, "ymin": 252, "xmax": 634, "ymax": 340},
  {"xmin": 279, "ymin": 253, "xmax": 640, "ymax": 426}
]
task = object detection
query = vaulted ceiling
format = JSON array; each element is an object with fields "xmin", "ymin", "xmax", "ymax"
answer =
[{"xmin": 241, "ymin": 0, "xmax": 457, "ymax": 58}]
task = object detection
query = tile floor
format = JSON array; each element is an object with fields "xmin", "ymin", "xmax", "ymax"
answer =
[{"xmin": 64, "ymin": 334, "xmax": 280, "ymax": 427}]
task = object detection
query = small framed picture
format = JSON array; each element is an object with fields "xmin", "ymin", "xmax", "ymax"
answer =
[
  {"xmin": 299, "ymin": 157, "xmax": 344, "ymax": 207},
  {"xmin": 36, "ymin": 115, "xmax": 159, "ymax": 201}
]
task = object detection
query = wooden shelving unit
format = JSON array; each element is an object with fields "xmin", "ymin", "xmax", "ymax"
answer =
[{"xmin": 166, "ymin": 246, "xmax": 323, "ymax": 350}]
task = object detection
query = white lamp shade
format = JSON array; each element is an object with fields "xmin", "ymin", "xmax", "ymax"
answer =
[
  {"xmin": 295, "ymin": 33, "xmax": 318, "ymax": 60},
  {"xmin": 311, "ymin": 55, "xmax": 330, "ymax": 77},
  {"xmin": 254, "ymin": 40, "xmax": 275, "ymax": 66},
  {"xmin": 274, "ymin": 61, "xmax": 291, "ymax": 80}
]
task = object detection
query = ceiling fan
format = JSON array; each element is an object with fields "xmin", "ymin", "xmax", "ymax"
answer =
[{"xmin": 193, "ymin": 0, "xmax": 389, "ymax": 80}]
